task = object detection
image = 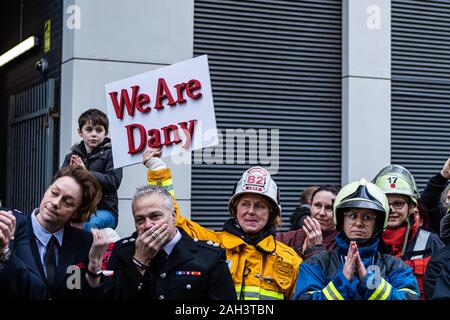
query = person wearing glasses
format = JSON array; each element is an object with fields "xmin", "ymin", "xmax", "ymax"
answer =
[
  {"xmin": 294, "ymin": 179, "xmax": 420, "ymax": 300},
  {"xmin": 372, "ymin": 165, "xmax": 444, "ymax": 299},
  {"xmin": 276, "ymin": 185, "xmax": 340, "ymax": 258},
  {"xmin": 143, "ymin": 148, "xmax": 302, "ymax": 300}
]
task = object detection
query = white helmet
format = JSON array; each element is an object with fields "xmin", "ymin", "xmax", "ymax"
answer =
[{"xmin": 228, "ymin": 166, "xmax": 281, "ymax": 222}]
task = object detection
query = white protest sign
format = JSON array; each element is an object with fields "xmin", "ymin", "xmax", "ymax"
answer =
[{"xmin": 105, "ymin": 55, "xmax": 218, "ymax": 168}]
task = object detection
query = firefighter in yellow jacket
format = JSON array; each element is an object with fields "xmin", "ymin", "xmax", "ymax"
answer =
[{"xmin": 143, "ymin": 148, "xmax": 302, "ymax": 300}]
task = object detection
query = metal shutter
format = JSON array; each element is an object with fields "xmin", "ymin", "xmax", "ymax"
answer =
[
  {"xmin": 192, "ymin": 0, "xmax": 342, "ymax": 230},
  {"xmin": 392, "ymin": 0, "xmax": 450, "ymax": 191}
]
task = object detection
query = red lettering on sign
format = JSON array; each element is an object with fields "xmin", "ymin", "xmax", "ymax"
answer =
[
  {"xmin": 161, "ymin": 125, "xmax": 182, "ymax": 146},
  {"xmin": 109, "ymin": 86, "xmax": 140, "ymax": 120},
  {"xmin": 124, "ymin": 119, "xmax": 198, "ymax": 154},
  {"xmin": 179, "ymin": 119, "xmax": 197, "ymax": 149},
  {"xmin": 174, "ymin": 82, "xmax": 187, "ymax": 104},
  {"xmin": 147, "ymin": 129, "xmax": 161, "ymax": 148},
  {"xmin": 154, "ymin": 78, "xmax": 176, "ymax": 110},
  {"xmin": 125, "ymin": 123, "xmax": 146, "ymax": 154},
  {"xmin": 186, "ymin": 79, "xmax": 202, "ymax": 99}
]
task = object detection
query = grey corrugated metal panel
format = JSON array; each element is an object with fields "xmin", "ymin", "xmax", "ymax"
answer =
[
  {"xmin": 210, "ymin": 83, "xmax": 341, "ymax": 92},
  {"xmin": 393, "ymin": 50, "xmax": 450, "ymax": 62},
  {"xmin": 392, "ymin": 0, "xmax": 450, "ymax": 10},
  {"xmin": 214, "ymin": 103, "xmax": 341, "ymax": 113},
  {"xmin": 195, "ymin": 0, "xmax": 342, "ymax": 13},
  {"xmin": 197, "ymin": 38, "xmax": 341, "ymax": 50},
  {"xmin": 205, "ymin": 54, "xmax": 340, "ymax": 64},
  {"xmin": 391, "ymin": 65, "xmax": 450, "ymax": 74},
  {"xmin": 195, "ymin": 0, "xmax": 341, "ymax": 14},
  {"xmin": 195, "ymin": 24, "xmax": 341, "ymax": 37},
  {"xmin": 389, "ymin": 1, "xmax": 449, "ymax": 192},
  {"xmin": 209, "ymin": 61, "xmax": 342, "ymax": 71},
  {"xmin": 392, "ymin": 80, "xmax": 450, "ymax": 89},
  {"xmin": 393, "ymin": 59, "xmax": 450, "ymax": 69},
  {"xmin": 211, "ymin": 72, "xmax": 340, "ymax": 82},
  {"xmin": 193, "ymin": 0, "xmax": 341, "ymax": 231},
  {"xmin": 199, "ymin": 51, "xmax": 340, "ymax": 64},
  {"xmin": 392, "ymin": 18, "xmax": 450, "ymax": 30},
  {"xmin": 195, "ymin": 28, "xmax": 341, "ymax": 42},
  {"xmin": 209, "ymin": 58, "xmax": 341, "ymax": 68},
  {"xmin": 211, "ymin": 71, "xmax": 342, "ymax": 81},
  {"xmin": 392, "ymin": 38, "xmax": 450, "ymax": 49},
  {"xmin": 393, "ymin": 145, "xmax": 450, "ymax": 152}
]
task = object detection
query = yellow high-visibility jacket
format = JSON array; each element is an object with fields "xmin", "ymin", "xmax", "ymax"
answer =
[{"xmin": 148, "ymin": 168, "xmax": 303, "ymax": 300}]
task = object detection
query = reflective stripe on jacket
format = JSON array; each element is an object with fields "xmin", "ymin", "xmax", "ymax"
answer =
[
  {"xmin": 147, "ymin": 168, "xmax": 303, "ymax": 300},
  {"xmin": 294, "ymin": 235, "xmax": 420, "ymax": 300}
]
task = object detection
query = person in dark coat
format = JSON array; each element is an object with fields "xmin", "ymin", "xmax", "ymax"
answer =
[
  {"xmin": 62, "ymin": 108, "xmax": 123, "ymax": 231},
  {"xmin": 277, "ymin": 185, "xmax": 339, "ymax": 258},
  {"xmin": 105, "ymin": 184, "xmax": 236, "ymax": 300},
  {"xmin": 0, "ymin": 209, "xmax": 46, "ymax": 299},
  {"xmin": 423, "ymin": 213, "xmax": 450, "ymax": 299},
  {"xmin": 418, "ymin": 157, "xmax": 450, "ymax": 234},
  {"xmin": 289, "ymin": 186, "xmax": 319, "ymax": 230},
  {"xmin": 2, "ymin": 166, "xmax": 111, "ymax": 300}
]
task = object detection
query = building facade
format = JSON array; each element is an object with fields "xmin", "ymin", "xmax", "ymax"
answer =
[{"xmin": 1, "ymin": 0, "xmax": 449, "ymax": 236}]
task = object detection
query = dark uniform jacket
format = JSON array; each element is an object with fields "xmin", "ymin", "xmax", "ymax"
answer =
[
  {"xmin": 105, "ymin": 228, "xmax": 236, "ymax": 300},
  {"xmin": 24, "ymin": 212, "xmax": 103, "ymax": 300},
  {"xmin": 62, "ymin": 137, "xmax": 122, "ymax": 217},
  {"xmin": 0, "ymin": 209, "xmax": 46, "ymax": 299},
  {"xmin": 424, "ymin": 243, "xmax": 450, "ymax": 300},
  {"xmin": 424, "ymin": 214, "xmax": 450, "ymax": 299},
  {"xmin": 420, "ymin": 173, "xmax": 448, "ymax": 235}
]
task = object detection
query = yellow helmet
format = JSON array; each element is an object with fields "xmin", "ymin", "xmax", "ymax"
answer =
[
  {"xmin": 372, "ymin": 165, "xmax": 418, "ymax": 204},
  {"xmin": 333, "ymin": 179, "xmax": 390, "ymax": 231}
]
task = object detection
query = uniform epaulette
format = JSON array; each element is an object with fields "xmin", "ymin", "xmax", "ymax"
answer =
[
  {"xmin": 0, "ymin": 207, "xmax": 24, "ymax": 216},
  {"xmin": 116, "ymin": 236, "xmax": 136, "ymax": 248},
  {"xmin": 193, "ymin": 238, "xmax": 222, "ymax": 252},
  {"xmin": 14, "ymin": 209, "xmax": 25, "ymax": 216}
]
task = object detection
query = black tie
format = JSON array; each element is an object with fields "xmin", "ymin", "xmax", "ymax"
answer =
[
  {"xmin": 152, "ymin": 250, "xmax": 168, "ymax": 270},
  {"xmin": 44, "ymin": 236, "xmax": 58, "ymax": 290}
]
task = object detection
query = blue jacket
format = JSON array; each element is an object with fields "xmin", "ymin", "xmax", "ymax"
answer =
[{"xmin": 293, "ymin": 234, "xmax": 420, "ymax": 300}]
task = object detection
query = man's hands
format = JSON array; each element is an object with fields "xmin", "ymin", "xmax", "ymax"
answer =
[
  {"xmin": 0, "ymin": 210, "xmax": 16, "ymax": 251},
  {"xmin": 134, "ymin": 223, "xmax": 170, "ymax": 271},
  {"xmin": 302, "ymin": 217, "xmax": 323, "ymax": 253},
  {"xmin": 88, "ymin": 229, "xmax": 110, "ymax": 270},
  {"xmin": 342, "ymin": 241, "xmax": 367, "ymax": 282},
  {"xmin": 86, "ymin": 229, "xmax": 110, "ymax": 286},
  {"xmin": 440, "ymin": 157, "xmax": 450, "ymax": 179}
]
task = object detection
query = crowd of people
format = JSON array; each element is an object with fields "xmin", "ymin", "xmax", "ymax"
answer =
[{"xmin": 1, "ymin": 108, "xmax": 449, "ymax": 300}]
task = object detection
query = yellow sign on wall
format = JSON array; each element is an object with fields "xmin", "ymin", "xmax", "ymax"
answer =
[{"xmin": 44, "ymin": 20, "xmax": 51, "ymax": 53}]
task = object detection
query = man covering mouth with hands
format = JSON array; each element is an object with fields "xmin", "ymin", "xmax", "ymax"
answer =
[{"xmin": 104, "ymin": 184, "xmax": 235, "ymax": 300}]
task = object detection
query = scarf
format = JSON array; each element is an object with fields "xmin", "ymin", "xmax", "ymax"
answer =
[
  {"xmin": 382, "ymin": 214, "xmax": 420, "ymax": 257},
  {"xmin": 336, "ymin": 233, "xmax": 379, "ymax": 267},
  {"xmin": 223, "ymin": 218, "xmax": 276, "ymax": 255}
]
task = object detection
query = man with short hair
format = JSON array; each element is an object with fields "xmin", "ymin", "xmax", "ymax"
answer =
[{"xmin": 105, "ymin": 185, "xmax": 235, "ymax": 300}]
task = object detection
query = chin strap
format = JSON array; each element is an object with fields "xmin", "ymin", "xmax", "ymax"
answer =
[{"xmin": 400, "ymin": 217, "xmax": 412, "ymax": 258}]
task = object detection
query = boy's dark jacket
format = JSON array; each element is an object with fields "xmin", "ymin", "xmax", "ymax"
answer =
[{"xmin": 62, "ymin": 137, "xmax": 122, "ymax": 216}]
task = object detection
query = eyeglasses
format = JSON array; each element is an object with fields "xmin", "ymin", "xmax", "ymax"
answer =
[
  {"xmin": 388, "ymin": 201, "xmax": 407, "ymax": 210},
  {"xmin": 312, "ymin": 203, "xmax": 333, "ymax": 214},
  {"xmin": 343, "ymin": 212, "xmax": 377, "ymax": 224},
  {"xmin": 238, "ymin": 200, "xmax": 268, "ymax": 213}
]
